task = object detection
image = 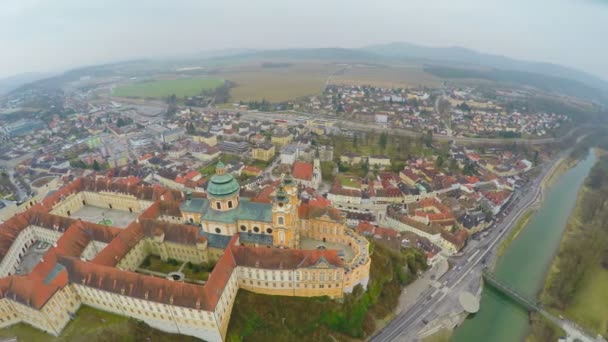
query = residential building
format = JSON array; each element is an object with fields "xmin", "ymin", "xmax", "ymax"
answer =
[{"xmin": 251, "ymin": 144, "xmax": 275, "ymax": 162}]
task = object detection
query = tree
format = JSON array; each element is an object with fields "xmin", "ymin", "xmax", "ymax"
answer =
[
  {"xmin": 165, "ymin": 94, "xmax": 178, "ymax": 118},
  {"xmin": 463, "ymin": 161, "xmax": 478, "ymax": 176},
  {"xmin": 185, "ymin": 122, "xmax": 195, "ymax": 134},
  {"xmin": 92, "ymin": 160, "xmax": 101, "ymax": 171},
  {"xmin": 448, "ymin": 158, "xmax": 459, "ymax": 172},
  {"xmin": 422, "ymin": 130, "xmax": 433, "ymax": 148},
  {"xmin": 435, "ymin": 155, "xmax": 444, "ymax": 168},
  {"xmin": 378, "ymin": 132, "xmax": 388, "ymax": 150}
]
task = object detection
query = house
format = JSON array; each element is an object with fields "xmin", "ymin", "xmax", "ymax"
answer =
[
  {"xmin": 368, "ymin": 155, "xmax": 391, "ymax": 169},
  {"xmin": 340, "ymin": 152, "xmax": 362, "ymax": 165},
  {"xmin": 292, "ymin": 160, "xmax": 322, "ymax": 189},
  {"xmin": 162, "ymin": 128, "xmax": 186, "ymax": 143},
  {"xmin": 218, "ymin": 141, "xmax": 250, "ymax": 155},
  {"xmin": 249, "ymin": 134, "xmax": 266, "ymax": 145},
  {"xmin": 399, "ymin": 168, "xmax": 420, "ymax": 187},
  {"xmin": 280, "ymin": 145, "xmax": 298, "ymax": 165},
  {"xmin": 251, "ymin": 144, "xmax": 275, "ymax": 162},
  {"xmin": 316, "ymin": 145, "xmax": 334, "ymax": 162},
  {"xmin": 192, "ymin": 132, "xmax": 217, "ymax": 146},
  {"xmin": 271, "ymin": 131, "xmax": 293, "ymax": 147},
  {"xmin": 242, "ymin": 165, "xmax": 263, "ymax": 177}
]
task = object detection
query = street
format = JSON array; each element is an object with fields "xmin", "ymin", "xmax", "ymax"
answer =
[{"xmin": 370, "ymin": 155, "xmax": 562, "ymax": 342}]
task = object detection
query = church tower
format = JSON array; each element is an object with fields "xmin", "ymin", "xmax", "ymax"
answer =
[
  {"xmin": 206, "ymin": 162, "xmax": 240, "ymax": 211},
  {"xmin": 271, "ymin": 177, "xmax": 299, "ymax": 248},
  {"xmin": 312, "ymin": 149, "xmax": 322, "ymax": 189}
]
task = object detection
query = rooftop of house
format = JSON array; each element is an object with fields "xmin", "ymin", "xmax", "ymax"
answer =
[{"xmin": 292, "ymin": 161, "xmax": 313, "ymax": 181}]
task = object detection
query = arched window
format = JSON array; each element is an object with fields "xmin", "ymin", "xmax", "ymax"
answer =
[
  {"xmin": 215, "ymin": 227, "xmax": 221, "ymax": 234},
  {"xmin": 278, "ymin": 216, "xmax": 284, "ymax": 225},
  {"xmin": 253, "ymin": 226, "xmax": 260, "ymax": 233},
  {"xmin": 240, "ymin": 225, "xmax": 247, "ymax": 232},
  {"xmin": 228, "ymin": 201, "xmax": 233, "ymax": 209},
  {"xmin": 216, "ymin": 202, "xmax": 221, "ymax": 210}
]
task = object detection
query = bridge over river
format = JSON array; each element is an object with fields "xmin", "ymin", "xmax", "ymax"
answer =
[{"xmin": 482, "ymin": 269, "xmax": 607, "ymax": 342}]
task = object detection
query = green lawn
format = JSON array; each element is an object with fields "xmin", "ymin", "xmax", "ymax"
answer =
[
  {"xmin": 183, "ymin": 269, "xmax": 210, "ymax": 281},
  {"xmin": 339, "ymin": 176, "xmax": 359, "ymax": 188},
  {"xmin": 113, "ymin": 78, "xmax": 224, "ymax": 98},
  {"xmin": 564, "ymin": 264, "xmax": 608, "ymax": 334},
  {"xmin": 0, "ymin": 305, "xmax": 201, "ymax": 342},
  {"xmin": 140, "ymin": 255, "xmax": 180, "ymax": 274}
]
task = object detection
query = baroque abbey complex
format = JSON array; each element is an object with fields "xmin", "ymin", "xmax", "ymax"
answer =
[{"xmin": 0, "ymin": 163, "xmax": 370, "ymax": 341}]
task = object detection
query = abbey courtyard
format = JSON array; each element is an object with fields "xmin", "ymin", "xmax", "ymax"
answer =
[{"xmin": 0, "ymin": 162, "xmax": 370, "ymax": 341}]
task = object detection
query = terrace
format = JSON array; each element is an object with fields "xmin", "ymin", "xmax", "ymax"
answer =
[{"xmin": 300, "ymin": 237, "xmax": 355, "ymax": 263}]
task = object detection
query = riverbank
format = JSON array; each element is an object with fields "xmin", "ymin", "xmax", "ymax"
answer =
[
  {"xmin": 496, "ymin": 209, "xmax": 535, "ymax": 257},
  {"xmin": 495, "ymin": 154, "xmax": 568, "ymax": 259},
  {"xmin": 529, "ymin": 152, "xmax": 608, "ymax": 340},
  {"xmin": 452, "ymin": 150, "xmax": 596, "ymax": 342}
]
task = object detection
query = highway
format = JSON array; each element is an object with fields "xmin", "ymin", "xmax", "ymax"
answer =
[{"xmin": 370, "ymin": 155, "xmax": 563, "ymax": 342}]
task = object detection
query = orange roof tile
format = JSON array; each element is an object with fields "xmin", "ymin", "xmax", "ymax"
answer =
[{"xmin": 292, "ymin": 161, "xmax": 313, "ymax": 181}]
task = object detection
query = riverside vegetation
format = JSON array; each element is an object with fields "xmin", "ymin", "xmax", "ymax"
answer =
[{"xmin": 530, "ymin": 149, "xmax": 608, "ymax": 341}]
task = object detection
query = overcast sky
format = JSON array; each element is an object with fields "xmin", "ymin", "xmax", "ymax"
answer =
[{"xmin": 1, "ymin": 0, "xmax": 607, "ymax": 80}]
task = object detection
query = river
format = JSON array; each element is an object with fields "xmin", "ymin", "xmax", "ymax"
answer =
[{"xmin": 452, "ymin": 151, "xmax": 597, "ymax": 342}]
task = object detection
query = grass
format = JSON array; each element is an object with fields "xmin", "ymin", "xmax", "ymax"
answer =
[
  {"xmin": 113, "ymin": 77, "xmax": 224, "ymax": 98},
  {"xmin": 183, "ymin": 269, "xmax": 210, "ymax": 282},
  {"xmin": 339, "ymin": 176, "xmax": 359, "ymax": 188},
  {"xmin": 332, "ymin": 64, "xmax": 440, "ymax": 88},
  {"xmin": 422, "ymin": 328, "xmax": 452, "ymax": 342},
  {"xmin": 140, "ymin": 255, "xmax": 180, "ymax": 274},
  {"xmin": 219, "ymin": 62, "xmax": 338, "ymax": 102},
  {"xmin": 0, "ymin": 305, "xmax": 201, "ymax": 342},
  {"xmin": 564, "ymin": 264, "xmax": 608, "ymax": 334}
]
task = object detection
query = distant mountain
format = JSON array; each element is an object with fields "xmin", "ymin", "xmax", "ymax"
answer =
[
  {"xmin": 0, "ymin": 72, "xmax": 56, "ymax": 95},
  {"xmin": 201, "ymin": 43, "xmax": 608, "ymax": 103},
  {"xmin": 361, "ymin": 42, "xmax": 608, "ymax": 94}
]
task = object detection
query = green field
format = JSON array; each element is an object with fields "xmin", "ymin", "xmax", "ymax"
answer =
[
  {"xmin": 564, "ymin": 265, "xmax": 608, "ymax": 334},
  {"xmin": 218, "ymin": 62, "xmax": 338, "ymax": 102},
  {"xmin": 113, "ymin": 77, "xmax": 224, "ymax": 98},
  {"xmin": 0, "ymin": 305, "xmax": 200, "ymax": 342},
  {"xmin": 332, "ymin": 64, "xmax": 440, "ymax": 88}
]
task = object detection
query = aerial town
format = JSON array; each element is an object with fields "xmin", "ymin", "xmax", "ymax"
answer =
[
  {"xmin": 3, "ymin": 41, "xmax": 608, "ymax": 342},
  {"xmin": 0, "ymin": 71, "xmax": 569, "ymax": 342}
]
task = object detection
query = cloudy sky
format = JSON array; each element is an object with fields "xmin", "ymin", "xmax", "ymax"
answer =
[{"xmin": 1, "ymin": 0, "xmax": 607, "ymax": 79}]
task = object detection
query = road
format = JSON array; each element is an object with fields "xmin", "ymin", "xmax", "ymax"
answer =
[{"xmin": 370, "ymin": 154, "xmax": 563, "ymax": 342}]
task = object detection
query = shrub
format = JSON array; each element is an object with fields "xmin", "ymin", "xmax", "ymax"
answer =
[{"xmin": 141, "ymin": 257, "xmax": 151, "ymax": 268}]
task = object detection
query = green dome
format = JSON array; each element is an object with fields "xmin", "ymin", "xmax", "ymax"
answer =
[{"xmin": 207, "ymin": 162, "xmax": 240, "ymax": 198}]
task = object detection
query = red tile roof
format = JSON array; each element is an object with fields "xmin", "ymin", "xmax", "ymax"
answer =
[
  {"xmin": 230, "ymin": 243, "xmax": 343, "ymax": 269},
  {"xmin": 292, "ymin": 161, "xmax": 313, "ymax": 181}
]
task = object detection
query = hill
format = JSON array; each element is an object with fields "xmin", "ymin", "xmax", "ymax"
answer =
[{"xmin": 361, "ymin": 42, "xmax": 608, "ymax": 94}]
